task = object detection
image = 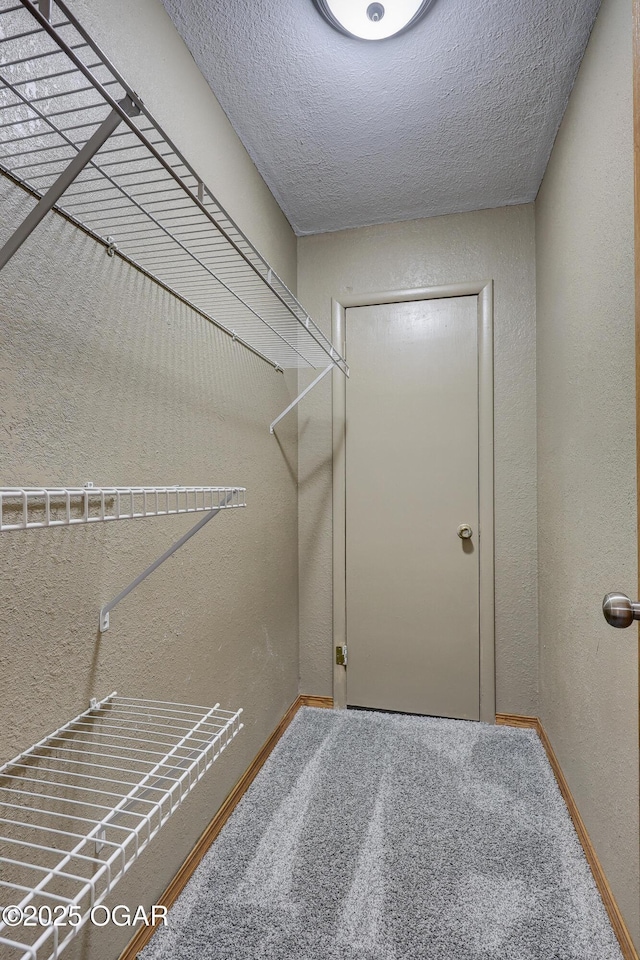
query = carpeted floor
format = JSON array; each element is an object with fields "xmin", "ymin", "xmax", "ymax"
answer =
[{"xmin": 140, "ymin": 707, "xmax": 623, "ymax": 959}]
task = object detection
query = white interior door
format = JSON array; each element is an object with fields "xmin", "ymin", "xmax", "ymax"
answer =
[{"xmin": 345, "ymin": 296, "xmax": 480, "ymax": 720}]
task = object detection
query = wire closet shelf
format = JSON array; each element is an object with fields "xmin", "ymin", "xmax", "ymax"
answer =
[
  {"xmin": 0, "ymin": 693, "xmax": 243, "ymax": 960},
  {"xmin": 0, "ymin": 0, "xmax": 348, "ymax": 376},
  {"xmin": 0, "ymin": 485, "xmax": 246, "ymax": 532}
]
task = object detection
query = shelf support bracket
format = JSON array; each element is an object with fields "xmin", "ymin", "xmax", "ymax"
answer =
[
  {"xmin": 0, "ymin": 95, "xmax": 140, "ymax": 273},
  {"xmin": 99, "ymin": 497, "xmax": 230, "ymax": 633},
  {"xmin": 270, "ymin": 364, "xmax": 335, "ymax": 434}
]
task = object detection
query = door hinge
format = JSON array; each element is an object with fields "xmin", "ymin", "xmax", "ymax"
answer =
[{"xmin": 336, "ymin": 644, "xmax": 347, "ymax": 666}]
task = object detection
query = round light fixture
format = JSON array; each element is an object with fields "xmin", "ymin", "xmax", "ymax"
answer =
[{"xmin": 313, "ymin": 0, "xmax": 435, "ymax": 41}]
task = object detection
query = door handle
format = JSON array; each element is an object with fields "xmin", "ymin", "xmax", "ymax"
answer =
[
  {"xmin": 457, "ymin": 524, "xmax": 473, "ymax": 539},
  {"xmin": 602, "ymin": 592, "xmax": 640, "ymax": 628}
]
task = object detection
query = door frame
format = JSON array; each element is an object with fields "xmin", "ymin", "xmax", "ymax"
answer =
[{"xmin": 331, "ymin": 280, "xmax": 495, "ymax": 722}]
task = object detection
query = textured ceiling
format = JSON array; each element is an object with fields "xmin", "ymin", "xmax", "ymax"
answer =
[{"xmin": 160, "ymin": 0, "xmax": 601, "ymax": 235}]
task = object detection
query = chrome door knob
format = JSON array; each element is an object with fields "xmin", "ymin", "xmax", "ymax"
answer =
[
  {"xmin": 602, "ymin": 593, "xmax": 640, "ymax": 628},
  {"xmin": 457, "ymin": 524, "xmax": 473, "ymax": 539}
]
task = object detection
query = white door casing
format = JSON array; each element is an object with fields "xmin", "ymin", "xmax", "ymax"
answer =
[{"xmin": 332, "ymin": 281, "xmax": 495, "ymax": 722}]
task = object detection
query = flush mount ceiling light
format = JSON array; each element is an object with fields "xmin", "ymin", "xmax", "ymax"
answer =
[{"xmin": 313, "ymin": 0, "xmax": 435, "ymax": 41}]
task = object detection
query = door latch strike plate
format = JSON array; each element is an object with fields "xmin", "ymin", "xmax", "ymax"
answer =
[{"xmin": 336, "ymin": 644, "xmax": 347, "ymax": 666}]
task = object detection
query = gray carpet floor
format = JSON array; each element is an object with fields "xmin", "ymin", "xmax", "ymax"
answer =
[{"xmin": 140, "ymin": 707, "xmax": 623, "ymax": 959}]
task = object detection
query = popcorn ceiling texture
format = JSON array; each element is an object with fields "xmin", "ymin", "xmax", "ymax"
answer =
[{"xmin": 160, "ymin": 0, "xmax": 601, "ymax": 235}]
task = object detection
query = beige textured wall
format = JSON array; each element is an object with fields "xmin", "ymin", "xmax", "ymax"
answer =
[
  {"xmin": 297, "ymin": 204, "xmax": 538, "ymax": 715},
  {"xmin": 0, "ymin": 2, "xmax": 299, "ymax": 958},
  {"xmin": 536, "ymin": 0, "xmax": 639, "ymax": 943}
]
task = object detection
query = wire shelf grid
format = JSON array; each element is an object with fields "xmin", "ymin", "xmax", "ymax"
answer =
[
  {"xmin": 0, "ymin": 0, "xmax": 348, "ymax": 375},
  {"xmin": 0, "ymin": 485, "xmax": 246, "ymax": 532},
  {"xmin": 0, "ymin": 693, "xmax": 243, "ymax": 960}
]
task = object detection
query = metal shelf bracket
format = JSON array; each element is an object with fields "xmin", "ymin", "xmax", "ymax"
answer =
[
  {"xmin": 99, "ymin": 494, "xmax": 232, "ymax": 633},
  {"xmin": 0, "ymin": 0, "xmax": 349, "ymax": 377},
  {"xmin": 270, "ymin": 364, "xmax": 336, "ymax": 434},
  {"xmin": 0, "ymin": 94, "xmax": 140, "ymax": 273}
]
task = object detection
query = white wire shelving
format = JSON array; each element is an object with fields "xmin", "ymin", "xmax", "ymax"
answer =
[
  {"xmin": 0, "ymin": 692, "xmax": 243, "ymax": 960},
  {"xmin": 0, "ymin": 485, "xmax": 246, "ymax": 532},
  {"xmin": 0, "ymin": 0, "xmax": 349, "ymax": 394},
  {"xmin": 0, "ymin": 484, "xmax": 246, "ymax": 631}
]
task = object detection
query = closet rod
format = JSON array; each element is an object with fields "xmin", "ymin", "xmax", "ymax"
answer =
[
  {"xmin": 0, "ymin": 0, "xmax": 349, "ymax": 377},
  {"xmin": 0, "ymin": 165, "xmax": 282, "ymax": 374}
]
